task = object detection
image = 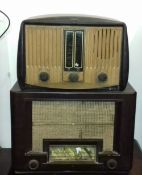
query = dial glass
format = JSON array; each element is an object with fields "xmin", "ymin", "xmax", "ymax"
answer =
[{"xmin": 64, "ymin": 30, "xmax": 84, "ymax": 71}]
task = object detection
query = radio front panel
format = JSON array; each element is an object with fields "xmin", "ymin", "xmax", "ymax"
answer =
[{"xmin": 24, "ymin": 25, "xmax": 122, "ymax": 89}]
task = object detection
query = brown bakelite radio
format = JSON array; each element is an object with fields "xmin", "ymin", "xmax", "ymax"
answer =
[
  {"xmin": 17, "ymin": 15, "xmax": 129, "ymax": 90},
  {"xmin": 11, "ymin": 83, "xmax": 136, "ymax": 175}
]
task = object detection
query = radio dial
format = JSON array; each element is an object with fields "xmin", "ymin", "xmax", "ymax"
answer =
[
  {"xmin": 69, "ymin": 73, "xmax": 79, "ymax": 82},
  {"xmin": 98, "ymin": 73, "xmax": 108, "ymax": 82},
  {"xmin": 28, "ymin": 159, "xmax": 39, "ymax": 170},
  {"xmin": 107, "ymin": 159, "xmax": 118, "ymax": 170},
  {"xmin": 39, "ymin": 72, "xmax": 49, "ymax": 82}
]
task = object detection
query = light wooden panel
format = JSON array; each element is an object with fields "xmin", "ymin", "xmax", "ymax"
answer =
[
  {"xmin": 25, "ymin": 25, "xmax": 122, "ymax": 89},
  {"xmin": 84, "ymin": 27, "xmax": 122, "ymax": 87},
  {"xmin": 25, "ymin": 25, "xmax": 63, "ymax": 85}
]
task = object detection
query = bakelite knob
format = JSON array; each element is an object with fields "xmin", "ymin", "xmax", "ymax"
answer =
[
  {"xmin": 98, "ymin": 73, "xmax": 108, "ymax": 82},
  {"xmin": 28, "ymin": 159, "xmax": 39, "ymax": 170},
  {"xmin": 69, "ymin": 73, "xmax": 79, "ymax": 82},
  {"xmin": 107, "ymin": 159, "xmax": 118, "ymax": 170},
  {"xmin": 39, "ymin": 72, "xmax": 49, "ymax": 82}
]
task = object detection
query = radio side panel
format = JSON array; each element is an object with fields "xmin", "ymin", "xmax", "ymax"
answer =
[{"xmin": 119, "ymin": 24, "xmax": 129, "ymax": 90}]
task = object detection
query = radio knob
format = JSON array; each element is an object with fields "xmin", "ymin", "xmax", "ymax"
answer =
[
  {"xmin": 28, "ymin": 159, "xmax": 39, "ymax": 170},
  {"xmin": 107, "ymin": 159, "xmax": 118, "ymax": 170},
  {"xmin": 39, "ymin": 72, "xmax": 49, "ymax": 82},
  {"xmin": 98, "ymin": 73, "xmax": 108, "ymax": 82},
  {"xmin": 69, "ymin": 73, "xmax": 79, "ymax": 82}
]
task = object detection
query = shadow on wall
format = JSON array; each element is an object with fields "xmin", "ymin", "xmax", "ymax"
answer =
[{"xmin": 129, "ymin": 26, "xmax": 142, "ymax": 148}]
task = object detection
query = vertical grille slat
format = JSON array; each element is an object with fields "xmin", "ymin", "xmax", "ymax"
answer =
[
  {"xmin": 45, "ymin": 29, "xmax": 49, "ymax": 67},
  {"xmin": 102, "ymin": 29, "xmax": 106, "ymax": 59},
  {"xmin": 105, "ymin": 29, "xmax": 110, "ymax": 59}
]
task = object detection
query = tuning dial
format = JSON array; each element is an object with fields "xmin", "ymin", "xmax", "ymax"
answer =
[
  {"xmin": 28, "ymin": 159, "xmax": 39, "ymax": 170},
  {"xmin": 69, "ymin": 73, "xmax": 79, "ymax": 82},
  {"xmin": 106, "ymin": 159, "xmax": 118, "ymax": 170},
  {"xmin": 98, "ymin": 73, "xmax": 108, "ymax": 82},
  {"xmin": 39, "ymin": 72, "xmax": 49, "ymax": 82}
]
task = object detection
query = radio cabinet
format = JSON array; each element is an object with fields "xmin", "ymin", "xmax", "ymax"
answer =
[
  {"xmin": 17, "ymin": 15, "xmax": 129, "ymax": 90},
  {"xmin": 10, "ymin": 83, "xmax": 136, "ymax": 175}
]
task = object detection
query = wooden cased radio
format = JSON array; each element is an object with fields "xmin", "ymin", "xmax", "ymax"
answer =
[
  {"xmin": 10, "ymin": 83, "xmax": 136, "ymax": 175},
  {"xmin": 17, "ymin": 15, "xmax": 129, "ymax": 90}
]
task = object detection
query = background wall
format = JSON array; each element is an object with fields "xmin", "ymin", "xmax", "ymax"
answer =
[{"xmin": 0, "ymin": 0, "xmax": 142, "ymax": 148}]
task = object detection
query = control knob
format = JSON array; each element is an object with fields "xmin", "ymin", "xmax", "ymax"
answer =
[
  {"xmin": 69, "ymin": 73, "xmax": 79, "ymax": 82},
  {"xmin": 98, "ymin": 73, "xmax": 108, "ymax": 82},
  {"xmin": 39, "ymin": 72, "xmax": 49, "ymax": 82},
  {"xmin": 107, "ymin": 159, "xmax": 118, "ymax": 170},
  {"xmin": 28, "ymin": 159, "xmax": 39, "ymax": 170}
]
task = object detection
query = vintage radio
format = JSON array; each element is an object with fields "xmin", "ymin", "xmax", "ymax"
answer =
[
  {"xmin": 17, "ymin": 15, "xmax": 129, "ymax": 90},
  {"xmin": 10, "ymin": 83, "xmax": 136, "ymax": 175}
]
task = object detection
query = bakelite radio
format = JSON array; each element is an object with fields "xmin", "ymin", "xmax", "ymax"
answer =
[
  {"xmin": 10, "ymin": 15, "xmax": 136, "ymax": 175},
  {"xmin": 17, "ymin": 15, "xmax": 129, "ymax": 90}
]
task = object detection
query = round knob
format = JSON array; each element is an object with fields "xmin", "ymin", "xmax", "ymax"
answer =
[
  {"xmin": 98, "ymin": 73, "xmax": 108, "ymax": 82},
  {"xmin": 39, "ymin": 72, "xmax": 49, "ymax": 82},
  {"xmin": 69, "ymin": 73, "xmax": 79, "ymax": 82},
  {"xmin": 28, "ymin": 159, "xmax": 39, "ymax": 170},
  {"xmin": 107, "ymin": 159, "xmax": 118, "ymax": 170}
]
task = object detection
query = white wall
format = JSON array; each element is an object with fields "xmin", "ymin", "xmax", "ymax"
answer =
[{"xmin": 0, "ymin": 0, "xmax": 142, "ymax": 148}]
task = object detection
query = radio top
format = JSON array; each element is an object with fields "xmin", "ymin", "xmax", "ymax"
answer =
[{"xmin": 17, "ymin": 15, "xmax": 129, "ymax": 91}]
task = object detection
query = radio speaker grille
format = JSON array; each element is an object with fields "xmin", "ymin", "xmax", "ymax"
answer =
[{"xmin": 32, "ymin": 101, "xmax": 115, "ymax": 152}]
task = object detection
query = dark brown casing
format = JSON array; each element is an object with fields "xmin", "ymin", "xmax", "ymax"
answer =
[
  {"xmin": 10, "ymin": 82, "xmax": 136, "ymax": 175},
  {"xmin": 17, "ymin": 15, "xmax": 129, "ymax": 91}
]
